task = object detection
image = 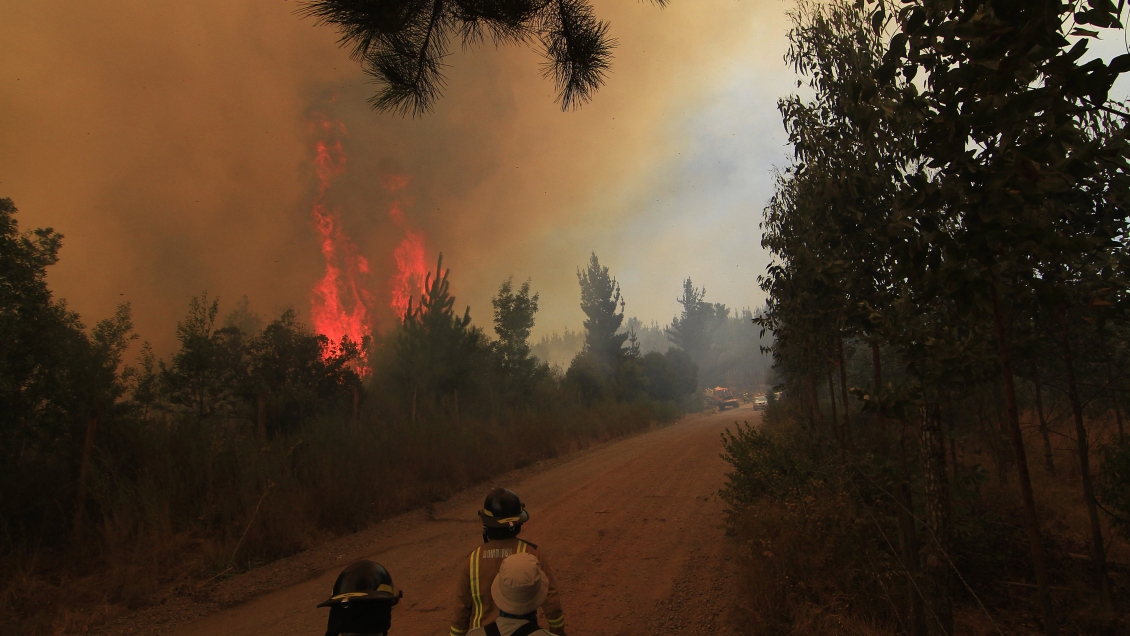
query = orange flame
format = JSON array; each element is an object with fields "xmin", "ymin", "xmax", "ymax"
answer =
[
  {"xmin": 306, "ymin": 115, "xmax": 431, "ymax": 366},
  {"xmin": 386, "ymin": 183, "xmax": 429, "ymax": 320},
  {"xmin": 308, "ymin": 116, "xmax": 373, "ymax": 371}
]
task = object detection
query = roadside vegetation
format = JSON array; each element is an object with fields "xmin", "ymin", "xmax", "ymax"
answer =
[
  {"xmin": 0, "ymin": 203, "xmax": 698, "ymax": 634},
  {"xmin": 721, "ymin": 1, "xmax": 1130, "ymax": 633}
]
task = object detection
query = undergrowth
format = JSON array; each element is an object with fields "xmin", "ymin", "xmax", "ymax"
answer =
[
  {"xmin": 721, "ymin": 402, "xmax": 1129, "ymax": 635},
  {"xmin": 0, "ymin": 400, "xmax": 672, "ymax": 634}
]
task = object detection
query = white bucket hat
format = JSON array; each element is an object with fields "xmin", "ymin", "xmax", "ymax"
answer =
[{"xmin": 490, "ymin": 553, "xmax": 549, "ymax": 616}]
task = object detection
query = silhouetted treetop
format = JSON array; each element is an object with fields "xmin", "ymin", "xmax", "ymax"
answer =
[
  {"xmin": 298, "ymin": 0, "xmax": 666, "ymax": 115},
  {"xmin": 577, "ymin": 252, "xmax": 628, "ymax": 365}
]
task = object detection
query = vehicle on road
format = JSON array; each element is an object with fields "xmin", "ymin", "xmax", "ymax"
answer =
[
  {"xmin": 752, "ymin": 394, "xmax": 768, "ymax": 411},
  {"xmin": 705, "ymin": 387, "xmax": 740, "ymax": 411}
]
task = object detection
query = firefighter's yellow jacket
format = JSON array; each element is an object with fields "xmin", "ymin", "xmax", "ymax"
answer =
[{"xmin": 449, "ymin": 538, "xmax": 565, "ymax": 636}]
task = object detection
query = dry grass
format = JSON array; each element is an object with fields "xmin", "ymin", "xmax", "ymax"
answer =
[
  {"xmin": 0, "ymin": 400, "xmax": 671, "ymax": 635},
  {"xmin": 732, "ymin": 494, "xmax": 900, "ymax": 636}
]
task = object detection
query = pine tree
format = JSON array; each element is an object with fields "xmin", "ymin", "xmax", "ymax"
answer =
[
  {"xmin": 298, "ymin": 0, "xmax": 664, "ymax": 114},
  {"xmin": 576, "ymin": 252, "xmax": 628, "ymax": 367},
  {"xmin": 396, "ymin": 254, "xmax": 485, "ymax": 409},
  {"xmin": 492, "ymin": 277, "xmax": 540, "ymax": 381}
]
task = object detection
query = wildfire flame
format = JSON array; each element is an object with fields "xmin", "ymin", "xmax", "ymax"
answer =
[
  {"xmin": 306, "ymin": 115, "xmax": 431, "ymax": 369},
  {"xmin": 308, "ymin": 116, "xmax": 373, "ymax": 369},
  {"xmin": 388, "ymin": 197, "xmax": 428, "ymax": 320}
]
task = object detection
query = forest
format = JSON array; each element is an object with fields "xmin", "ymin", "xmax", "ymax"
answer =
[
  {"xmin": 717, "ymin": 0, "xmax": 1130, "ymax": 634},
  {"xmin": 0, "ymin": 203, "xmax": 710, "ymax": 633},
  {"xmin": 10, "ymin": 0, "xmax": 1130, "ymax": 633}
]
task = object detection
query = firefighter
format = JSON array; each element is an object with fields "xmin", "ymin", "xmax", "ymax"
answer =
[
  {"xmin": 449, "ymin": 488, "xmax": 565, "ymax": 636},
  {"xmin": 317, "ymin": 559, "xmax": 401, "ymax": 636},
  {"xmin": 466, "ymin": 553, "xmax": 555, "ymax": 636}
]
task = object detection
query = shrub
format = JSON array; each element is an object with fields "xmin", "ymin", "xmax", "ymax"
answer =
[{"xmin": 720, "ymin": 420, "xmax": 899, "ymax": 635}]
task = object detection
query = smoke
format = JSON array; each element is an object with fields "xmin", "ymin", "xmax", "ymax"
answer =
[{"xmin": 0, "ymin": 0, "xmax": 792, "ymax": 356}]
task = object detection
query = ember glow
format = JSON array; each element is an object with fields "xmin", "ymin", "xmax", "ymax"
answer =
[{"xmin": 309, "ymin": 116, "xmax": 374, "ymax": 365}]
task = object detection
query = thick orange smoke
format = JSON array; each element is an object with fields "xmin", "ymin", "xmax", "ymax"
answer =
[
  {"xmin": 309, "ymin": 116, "xmax": 375, "ymax": 365},
  {"xmin": 1, "ymin": 1, "xmax": 787, "ymax": 357}
]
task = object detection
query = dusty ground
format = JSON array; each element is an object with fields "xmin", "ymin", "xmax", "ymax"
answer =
[{"xmin": 95, "ymin": 405, "xmax": 760, "ymax": 636}]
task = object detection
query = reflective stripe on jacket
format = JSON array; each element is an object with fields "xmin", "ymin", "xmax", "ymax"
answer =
[
  {"xmin": 449, "ymin": 538, "xmax": 564, "ymax": 636},
  {"xmin": 466, "ymin": 616, "xmax": 555, "ymax": 636}
]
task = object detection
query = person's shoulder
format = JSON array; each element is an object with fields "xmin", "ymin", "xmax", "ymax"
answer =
[{"xmin": 466, "ymin": 628, "xmax": 486, "ymax": 636}]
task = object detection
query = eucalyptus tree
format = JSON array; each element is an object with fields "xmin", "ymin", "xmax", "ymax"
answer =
[
  {"xmin": 1027, "ymin": 112, "xmax": 1130, "ymax": 610},
  {"xmin": 870, "ymin": 0, "xmax": 1130, "ymax": 628},
  {"xmin": 759, "ymin": 168, "xmax": 841, "ymax": 432},
  {"xmin": 299, "ymin": 0, "xmax": 666, "ymax": 115},
  {"xmin": 774, "ymin": 0, "xmax": 928, "ymax": 450},
  {"xmin": 775, "ymin": 6, "xmax": 987, "ymax": 630}
]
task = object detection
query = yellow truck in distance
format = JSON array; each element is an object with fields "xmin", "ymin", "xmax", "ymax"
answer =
[{"xmin": 705, "ymin": 386, "xmax": 740, "ymax": 411}]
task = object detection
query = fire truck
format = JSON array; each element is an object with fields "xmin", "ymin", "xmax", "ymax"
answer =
[{"xmin": 705, "ymin": 386, "xmax": 740, "ymax": 411}]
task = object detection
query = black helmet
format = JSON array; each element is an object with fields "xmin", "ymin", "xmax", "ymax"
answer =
[
  {"xmin": 318, "ymin": 560, "xmax": 401, "ymax": 636},
  {"xmin": 479, "ymin": 487, "xmax": 530, "ymax": 529}
]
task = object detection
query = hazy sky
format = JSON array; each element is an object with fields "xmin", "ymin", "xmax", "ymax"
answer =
[{"xmin": 1, "ymin": 0, "xmax": 798, "ymax": 355}]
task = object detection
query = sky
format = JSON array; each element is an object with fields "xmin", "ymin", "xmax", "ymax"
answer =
[{"xmin": 1, "ymin": 0, "xmax": 798, "ymax": 356}]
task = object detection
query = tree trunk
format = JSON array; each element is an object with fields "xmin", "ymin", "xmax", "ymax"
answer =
[
  {"xmin": 945, "ymin": 407, "xmax": 959, "ymax": 480},
  {"xmin": 990, "ymin": 285, "xmax": 1055, "ymax": 635},
  {"xmin": 1106, "ymin": 359, "xmax": 1125, "ymax": 445},
  {"xmin": 72, "ymin": 414, "xmax": 99, "ymax": 540},
  {"xmin": 827, "ymin": 368, "xmax": 841, "ymax": 447},
  {"xmin": 1031, "ymin": 361, "xmax": 1055, "ymax": 475},
  {"xmin": 806, "ymin": 367, "xmax": 822, "ymax": 429},
  {"xmin": 894, "ymin": 410, "xmax": 924, "ymax": 636},
  {"xmin": 412, "ymin": 385, "xmax": 418, "ymax": 426},
  {"xmin": 1058, "ymin": 308, "xmax": 1112, "ymax": 610},
  {"xmin": 919, "ymin": 402, "xmax": 953, "ymax": 635},
  {"xmin": 838, "ymin": 333, "xmax": 854, "ymax": 451},
  {"xmin": 997, "ymin": 411, "xmax": 1012, "ymax": 486},
  {"xmin": 975, "ymin": 404, "xmax": 1005, "ymax": 483},
  {"xmin": 872, "ymin": 340, "xmax": 886, "ymax": 444},
  {"xmin": 257, "ymin": 392, "xmax": 267, "ymax": 438}
]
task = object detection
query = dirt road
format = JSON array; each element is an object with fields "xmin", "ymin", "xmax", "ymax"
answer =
[{"xmin": 124, "ymin": 405, "xmax": 759, "ymax": 636}]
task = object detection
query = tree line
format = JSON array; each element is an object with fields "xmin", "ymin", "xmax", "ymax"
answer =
[
  {"xmin": 535, "ymin": 275, "xmax": 772, "ymax": 392},
  {"xmin": 0, "ymin": 198, "xmax": 706, "ymax": 590},
  {"xmin": 742, "ymin": 1, "xmax": 1130, "ymax": 634}
]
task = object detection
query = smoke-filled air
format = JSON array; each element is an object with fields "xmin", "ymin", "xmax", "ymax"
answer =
[{"xmin": 5, "ymin": 1, "xmax": 1130, "ymax": 635}]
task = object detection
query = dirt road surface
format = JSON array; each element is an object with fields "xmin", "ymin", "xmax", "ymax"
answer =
[{"xmin": 107, "ymin": 405, "xmax": 760, "ymax": 636}]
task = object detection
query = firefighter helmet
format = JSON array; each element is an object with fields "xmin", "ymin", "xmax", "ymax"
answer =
[
  {"xmin": 478, "ymin": 487, "xmax": 530, "ymax": 529},
  {"xmin": 318, "ymin": 560, "xmax": 400, "ymax": 636}
]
